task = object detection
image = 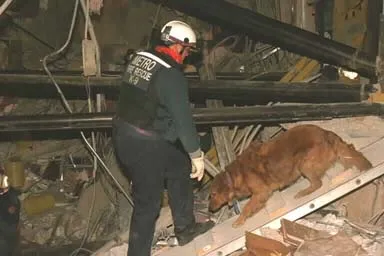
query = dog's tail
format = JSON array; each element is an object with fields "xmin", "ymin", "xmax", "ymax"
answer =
[{"xmin": 326, "ymin": 130, "xmax": 373, "ymax": 171}]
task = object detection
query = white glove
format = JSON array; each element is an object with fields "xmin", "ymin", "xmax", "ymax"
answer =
[{"xmin": 190, "ymin": 151, "xmax": 205, "ymax": 181}]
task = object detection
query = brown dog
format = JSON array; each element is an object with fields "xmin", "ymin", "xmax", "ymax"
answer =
[{"xmin": 208, "ymin": 124, "xmax": 373, "ymax": 228}]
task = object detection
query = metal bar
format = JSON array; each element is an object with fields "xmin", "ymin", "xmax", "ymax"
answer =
[
  {"xmin": 377, "ymin": 3, "xmax": 384, "ymax": 85},
  {"xmin": 193, "ymin": 102, "xmax": 384, "ymax": 125},
  {"xmin": 0, "ymin": 73, "xmax": 375, "ymax": 103},
  {"xmin": 0, "ymin": 72, "xmax": 372, "ymax": 88},
  {"xmin": 0, "ymin": 103, "xmax": 382, "ymax": 133},
  {"xmin": 146, "ymin": 0, "xmax": 376, "ymax": 78},
  {"xmin": 365, "ymin": 0, "xmax": 383, "ymax": 60},
  {"xmin": 188, "ymin": 80, "xmax": 375, "ymax": 103},
  {"xmin": 0, "ymin": 70, "xmax": 286, "ymax": 81}
]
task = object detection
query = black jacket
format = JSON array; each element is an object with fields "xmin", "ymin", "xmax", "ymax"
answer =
[{"xmin": 116, "ymin": 49, "xmax": 201, "ymax": 154}]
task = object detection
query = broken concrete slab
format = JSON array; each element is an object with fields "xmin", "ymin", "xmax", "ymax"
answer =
[
  {"xmin": 297, "ymin": 214, "xmax": 382, "ymax": 256},
  {"xmin": 294, "ymin": 231, "xmax": 368, "ymax": 256},
  {"xmin": 280, "ymin": 219, "xmax": 330, "ymax": 247},
  {"xmin": 334, "ymin": 182, "xmax": 384, "ymax": 224}
]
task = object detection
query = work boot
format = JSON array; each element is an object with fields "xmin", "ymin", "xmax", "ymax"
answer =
[{"xmin": 175, "ymin": 220, "xmax": 215, "ymax": 246}]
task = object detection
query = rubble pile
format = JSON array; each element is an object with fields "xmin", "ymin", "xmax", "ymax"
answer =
[
  {"xmin": 102, "ymin": 212, "xmax": 384, "ymax": 256},
  {"xmin": 0, "ymin": 97, "xmax": 132, "ymax": 254},
  {"xmin": 15, "ymin": 152, "xmax": 124, "ymax": 253},
  {"xmin": 234, "ymin": 214, "xmax": 384, "ymax": 256}
]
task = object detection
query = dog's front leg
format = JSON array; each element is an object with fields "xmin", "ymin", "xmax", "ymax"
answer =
[{"xmin": 232, "ymin": 192, "xmax": 269, "ymax": 228}]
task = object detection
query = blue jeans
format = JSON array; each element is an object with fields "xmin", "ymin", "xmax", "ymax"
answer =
[{"xmin": 112, "ymin": 118, "xmax": 195, "ymax": 256}]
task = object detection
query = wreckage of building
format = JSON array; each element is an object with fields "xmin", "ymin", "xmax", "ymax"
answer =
[{"xmin": 0, "ymin": 0, "xmax": 384, "ymax": 255}]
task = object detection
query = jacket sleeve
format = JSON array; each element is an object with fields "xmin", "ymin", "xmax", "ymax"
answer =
[{"xmin": 157, "ymin": 68, "xmax": 202, "ymax": 155}]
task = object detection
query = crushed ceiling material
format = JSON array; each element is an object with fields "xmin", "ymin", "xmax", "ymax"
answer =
[
  {"xmin": 0, "ymin": 97, "xmax": 131, "ymax": 255},
  {"xmin": 17, "ymin": 154, "xmax": 124, "ymax": 250},
  {"xmin": 102, "ymin": 213, "xmax": 384, "ymax": 256},
  {"xmin": 89, "ymin": 0, "xmax": 103, "ymax": 15}
]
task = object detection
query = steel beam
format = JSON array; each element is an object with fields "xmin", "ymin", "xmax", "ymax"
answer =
[
  {"xmin": 147, "ymin": 0, "xmax": 377, "ymax": 78},
  {"xmin": 0, "ymin": 70, "xmax": 284, "ymax": 82},
  {"xmin": 0, "ymin": 73, "xmax": 375, "ymax": 103},
  {"xmin": 365, "ymin": 0, "xmax": 383, "ymax": 60},
  {"xmin": 0, "ymin": 103, "xmax": 382, "ymax": 133}
]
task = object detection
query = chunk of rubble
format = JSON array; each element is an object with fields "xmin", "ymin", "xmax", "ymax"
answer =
[
  {"xmin": 294, "ymin": 231, "xmax": 368, "ymax": 256},
  {"xmin": 295, "ymin": 214, "xmax": 382, "ymax": 256},
  {"xmin": 240, "ymin": 231, "xmax": 292, "ymax": 256},
  {"xmin": 280, "ymin": 219, "xmax": 331, "ymax": 247}
]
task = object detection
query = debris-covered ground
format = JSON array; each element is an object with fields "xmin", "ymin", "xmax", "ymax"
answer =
[
  {"xmin": 0, "ymin": 98, "xmax": 132, "ymax": 255},
  {"xmin": 101, "ymin": 212, "xmax": 384, "ymax": 256},
  {"xmin": 239, "ymin": 213, "xmax": 384, "ymax": 256}
]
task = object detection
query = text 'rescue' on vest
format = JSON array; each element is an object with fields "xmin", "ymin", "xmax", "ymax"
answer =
[{"xmin": 116, "ymin": 51, "xmax": 172, "ymax": 130}]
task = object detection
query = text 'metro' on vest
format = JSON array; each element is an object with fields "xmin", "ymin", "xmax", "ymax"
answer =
[
  {"xmin": 116, "ymin": 51, "xmax": 172, "ymax": 129},
  {"xmin": 124, "ymin": 51, "xmax": 171, "ymax": 90}
]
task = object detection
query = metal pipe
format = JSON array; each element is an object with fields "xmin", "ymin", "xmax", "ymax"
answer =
[
  {"xmin": 146, "ymin": 0, "xmax": 377, "ymax": 78},
  {"xmin": 0, "ymin": 70, "xmax": 286, "ymax": 81},
  {"xmin": 365, "ymin": 0, "xmax": 383, "ymax": 60},
  {"xmin": 0, "ymin": 0, "xmax": 14, "ymax": 16},
  {"xmin": 0, "ymin": 73, "xmax": 376, "ymax": 103},
  {"xmin": 0, "ymin": 103, "xmax": 382, "ymax": 133}
]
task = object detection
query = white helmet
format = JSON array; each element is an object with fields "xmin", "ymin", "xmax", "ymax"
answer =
[{"xmin": 160, "ymin": 20, "xmax": 197, "ymax": 46}]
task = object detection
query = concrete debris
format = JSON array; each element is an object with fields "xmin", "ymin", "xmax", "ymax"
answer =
[
  {"xmin": 280, "ymin": 219, "xmax": 371, "ymax": 255},
  {"xmin": 260, "ymin": 227, "xmax": 291, "ymax": 247},
  {"xmin": 294, "ymin": 214, "xmax": 382, "ymax": 256},
  {"xmin": 333, "ymin": 181, "xmax": 384, "ymax": 224},
  {"xmin": 295, "ymin": 231, "xmax": 368, "ymax": 256},
  {"xmin": 14, "ymin": 153, "xmax": 126, "ymax": 251},
  {"xmin": 280, "ymin": 219, "xmax": 330, "ymax": 247},
  {"xmin": 236, "ymin": 214, "xmax": 383, "ymax": 256},
  {"xmin": 105, "ymin": 243, "xmax": 128, "ymax": 256},
  {"xmin": 21, "ymin": 209, "xmax": 88, "ymax": 246},
  {"xmin": 90, "ymin": 0, "xmax": 104, "ymax": 15},
  {"xmin": 242, "ymin": 231, "xmax": 292, "ymax": 256}
]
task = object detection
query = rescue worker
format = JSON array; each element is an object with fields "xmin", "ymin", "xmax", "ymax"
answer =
[
  {"xmin": 112, "ymin": 20, "xmax": 215, "ymax": 256},
  {"xmin": 0, "ymin": 169, "xmax": 20, "ymax": 256}
]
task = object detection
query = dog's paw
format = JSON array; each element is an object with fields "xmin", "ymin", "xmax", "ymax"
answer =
[{"xmin": 232, "ymin": 217, "xmax": 245, "ymax": 228}]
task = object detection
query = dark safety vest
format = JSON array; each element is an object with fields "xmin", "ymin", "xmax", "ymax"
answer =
[{"xmin": 116, "ymin": 51, "xmax": 172, "ymax": 130}]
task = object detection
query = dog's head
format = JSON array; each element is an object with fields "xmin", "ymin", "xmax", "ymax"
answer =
[{"xmin": 208, "ymin": 172, "xmax": 235, "ymax": 212}]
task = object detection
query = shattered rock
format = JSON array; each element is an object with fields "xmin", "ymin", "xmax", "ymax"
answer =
[
  {"xmin": 295, "ymin": 231, "xmax": 368, "ymax": 256},
  {"xmin": 107, "ymin": 243, "xmax": 128, "ymax": 256},
  {"xmin": 20, "ymin": 209, "xmax": 88, "ymax": 246},
  {"xmin": 296, "ymin": 214, "xmax": 383, "ymax": 256},
  {"xmin": 296, "ymin": 214, "xmax": 344, "ymax": 235},
  {"xmin": 280, "ymin": 219, "xmax": 330, "ymax": 247}
]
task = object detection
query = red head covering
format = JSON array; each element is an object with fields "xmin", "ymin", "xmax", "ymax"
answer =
[{"xmin": 155, "ymin": 45, "xmax": 183, "ymax": 64}]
